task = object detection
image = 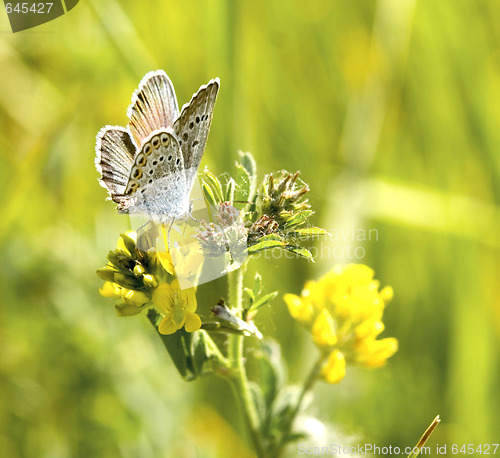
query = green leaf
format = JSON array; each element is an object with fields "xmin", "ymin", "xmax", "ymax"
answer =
[
  {"xmin": 290, "ymin": 227, "xmax": 330, "ymax": 239},
  {"xmin": 247, "ymin": 234, "xmax": 285, "ymax": 254},
  {"xmin": 283, "ymin": 210, "xmax": 314, "ymax": 229},
  {"xmin": 249, "ymin": 382, "xmax": 267, "ymax": 424},
  {"xmin": 201, "ymin": 169, "xmax": 224, "ymax": 203},
  {"xmin": 244, "ymin": 287, "xmax": 255, "ymax": 303},
  {"xmin": 253, "ymin": 272, "xmax": 263, "ymax": 297},
  {"xmin": 234, "ymin": 162, "xmax": 251, "ymax": 205},
  {"xmin": 254, "ymin": 339, "xmax": 286, "ymax": 409},
  {"xmin": 225, "ymin": 177, "xmax": 236, "ymax": 202},
  {"xmin": 239, "ymin": 151, "xmax": 257, "ymax": 179},
  {"xmin": 147, "ymin": 310, "xmax": 197, "ymax": 381},
  {"xmin": 120, "ymin": 232, "xmax": 137, "ymax": 254},
  {"xmin": 191, "ymin": 330, "xmax": 217, "ymax": 377},
  {"xmin": 270, "ymin": 386, "xmax": 302, "ymax": 430},
  {"xmin": 239, "ymin": 151, "xmax": 257, "ymax": 204},
  {"xmin": 285, "ymin": 246, "xmax": 315, "ymax": 262},
  {"xmin": 202, "ymin": 181, "xmax": 218, "ymax": 207},
  {"xmin": 249, "ymin": 291, "xmax": 278, "ymax": 313}
]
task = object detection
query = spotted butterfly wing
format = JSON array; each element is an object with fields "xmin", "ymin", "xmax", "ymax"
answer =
[
  {"xmin": 127, "ymin": 70, "xmax": 179, "ymax": 148},
  {"xmin": 123, "ymin": 128, "xmax": 190, "ymax": 219},
  {"xmin": 95, "ymin": 126, "xmax": 136, "ymax": 207},
  {"xmin": 96, "ymin": 71, "xmax": 219, "ymax": 222},
  {"xmin": 173, "ymin": 78, "xmax": 219, "ymax": 190}
]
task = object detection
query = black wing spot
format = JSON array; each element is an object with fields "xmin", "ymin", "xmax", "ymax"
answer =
[
  {"xmin": 159, "ymin": 156, "xmax": 164, "ymax": 162},
  {"xmin": 153, "ymin": 138, "xmax": 160, "ymax": 148},
  {"xmin": 189, "ymin": 121, "xmax": 194, "ymax": 129},
  {"xmin": 149, "ymin": 170, "xmax": 154, "ymax": 175},
  {"xmin": 148, "ymin": 179, "xmax": 153, "ymax": 184},
  {"xmin": 195, "ymin": 116, "xmax": 200, "ymax": 123},
  {"xmin": 183, "ymin": 132, "xmax": 188, "ymax": 141},
  {"xmin": 145, "ymin": 145, "xmax": 151, "ymax": 155},
  {"xmin": 176, "ymin": 158, "xmax": 180, "ymax": 165},
  {"xmin": 153, "ymin": 160, "xmax": 158, "ymax": 166},
  {"xmin": 192, "ymin": 140, "xmax": 199, "ymax": 147},
  {"xmin": 168, "ymin": 155, "xmax": 172, "ymax": 161}
]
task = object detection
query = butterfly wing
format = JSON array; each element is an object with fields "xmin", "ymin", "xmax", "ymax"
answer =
[
  {"xmin": 127, "ymin": 70, "xmax": 179, "ymax": 148},
  {"xmin": 173, "ymin": 78, "xmax": 219, "ymax": 190},
  {"xmin": 124, "ymin": 128, "xmax": 189, "ymax": 220},
  {"xmin": 95, "ymin": 126, "xmax": 136, "ymax": 210}
]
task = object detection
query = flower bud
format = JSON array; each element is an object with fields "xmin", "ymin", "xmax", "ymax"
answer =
[
  {"xmin": 133, "ymin": 264, "xmax": 146, "ymax": 277},
  {"xmin": 96, "ymin": 267, "xmax": 116, "ymax": 282},
  {"xmin": 142, "ymin": 274, "xmax": 158, "ymax": 288},
  {"xmin": 122, "ymin": 289, "xmax": 150, "ymax": 307}
]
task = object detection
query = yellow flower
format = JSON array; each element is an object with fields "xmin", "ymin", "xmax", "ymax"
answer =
[
  {"xmin": 99, "ymin": 281, "xmax": 122, "ymax": 299},
  {"xmin": 312, "ymin": 309, "xmax": 337, "ymax": 347},
  {"xmin": 321, "ymin": 350, "xmax": 346, "ymax": 384},
  {"xmin": 157, "ymin": 251, "xmax": 176, "ymax": 276},
  {"xmin": 285, "ymin": 264, "xmax": 397, "ymax": 384},
  {"xmin": 122, "ymin": 289, "xmax": 150, "ymax": 307},
  {"xmin": 354, "ymin": 337, "xmax": 399, "ymax": 368},
  {"xmin": 152, "ymin": 280, "xmax": 201, "ymax": 335},
  {"xmin": 99, "ymin": 281, "xmax": 150, "ymax": 306},
  {"xmin": 284, "ymin": 293, "xmax": 314, "ymax": 323}
]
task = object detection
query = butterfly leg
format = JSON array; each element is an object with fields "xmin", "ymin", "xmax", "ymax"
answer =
[{"xmin": 167, "ymin": 217, "xmax": 176, "ymax": 249}]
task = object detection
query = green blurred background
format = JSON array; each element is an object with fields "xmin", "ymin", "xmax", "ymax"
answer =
[{"xmin": 1, "ymin": 0, "xmax": 499, "ymax": 456}]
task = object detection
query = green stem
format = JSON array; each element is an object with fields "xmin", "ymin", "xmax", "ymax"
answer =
[
  {"xmin": 227, "ymin": 268, "xmax": 265, "ymax": 457},
  {"xmin": 276, "ymin": 354, "xmax": 326, "ymax": 456}
]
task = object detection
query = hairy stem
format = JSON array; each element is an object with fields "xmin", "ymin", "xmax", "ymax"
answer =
[{"xmin": 227, "ymin": 268, "xmax": 265, "ymax": 457}]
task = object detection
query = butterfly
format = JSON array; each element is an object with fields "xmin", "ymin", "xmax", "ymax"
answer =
[{"xmin": 95, "ymin": 70, "xmax": 219, "ymax": 223}]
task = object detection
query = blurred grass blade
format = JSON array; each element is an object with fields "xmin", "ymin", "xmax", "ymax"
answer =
[{"xmin": 407, "ymin": 415, "xmax": 441, "ymax": 458}]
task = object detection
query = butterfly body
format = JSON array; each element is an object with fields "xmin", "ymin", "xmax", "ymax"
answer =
[{"xmin": 96, "ymin": 71, "xmax": 219, "ymax": 222}]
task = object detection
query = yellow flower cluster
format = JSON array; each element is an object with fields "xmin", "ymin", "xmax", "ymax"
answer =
[
  {"xmin": 284, "ymin": 264, "xmax": 397, "ymax": 384},
  {"xmin": 98, "ymin": 231, "xmax": 201, "ymax": 335}
]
